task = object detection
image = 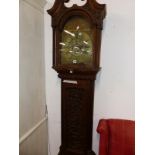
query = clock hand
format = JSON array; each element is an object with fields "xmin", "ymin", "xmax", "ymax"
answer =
[
  {"xmin": 64, "ymin": 30, "xmax": 75, "ymax": 37},
  {"xmin": 59, "ymin": 42, "xmax": 66, "ymax": 46},
  {"xmin": 76, "ymin": 25, "xmax": 80, "ymax": 30},
  {"xmin": 83, "ymin": 41, "xmax": 88, "ymax": 45}
]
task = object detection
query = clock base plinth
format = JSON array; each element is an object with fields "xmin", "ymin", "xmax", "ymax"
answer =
[
  {"xmin": 58, "ymin": 146, "xmax": 96, "ymax": 155},
  {"xmin": 87, "ymin": 150, "xmax": 96, "ymax": 155}
]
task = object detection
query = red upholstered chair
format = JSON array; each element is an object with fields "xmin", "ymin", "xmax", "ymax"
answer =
[{"xmin": 97, "ymin": 119, "xmax": 135, "ymax": 155}]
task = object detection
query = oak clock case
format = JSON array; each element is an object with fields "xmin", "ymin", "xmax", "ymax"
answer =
[{"xmin": 47, "ymin": 0, "xmax": 106, "ymax": 155}]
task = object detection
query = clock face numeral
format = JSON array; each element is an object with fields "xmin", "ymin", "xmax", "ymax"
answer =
[{"xmin": 60, "ymin": 17, "xmax": 93, "ymax": 65}]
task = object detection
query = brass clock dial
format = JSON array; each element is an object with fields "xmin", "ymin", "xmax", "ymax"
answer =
[{"xmin": 60, "ymin": 17, "xmax": 93, "ymax": 65}]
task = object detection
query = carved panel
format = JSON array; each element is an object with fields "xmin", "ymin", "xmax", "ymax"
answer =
[
  {"xmin": 61, "ymin": 80, "xmax": 95, "ymax": 154},
  {"xmin": 65, "ymin": 87, "xmax": 85, "ymax": 149}
]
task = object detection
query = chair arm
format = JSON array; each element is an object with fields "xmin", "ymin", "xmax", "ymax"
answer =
[
  {"xmin": 97, "ymin": 119, "xmax": 109, "ymax": 155},
  {"xmin": 97, "ymin": 119, "xmax": 108, "ymax": 134}
]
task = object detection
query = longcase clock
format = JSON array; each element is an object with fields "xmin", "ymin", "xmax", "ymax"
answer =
[{"xmin": 47, "ymin": 0, "xmax": 106, "ymax": 155}]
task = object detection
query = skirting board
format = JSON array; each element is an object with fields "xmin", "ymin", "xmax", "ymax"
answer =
[{"xmin": 19, "ymin": 116, "xmax": 48, "ymax": 145}]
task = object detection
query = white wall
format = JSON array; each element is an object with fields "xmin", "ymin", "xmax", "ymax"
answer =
[
  {"xmin": 44, "ymin": 2, "xmax": 61, "ymax": 154},
  {"xmin": 44, "ymin": 0, "xmax": 135, "ymax": 154},
  {"xmin": 19, "ymin": 0, "xmax": 48, "ymax": 154}
]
